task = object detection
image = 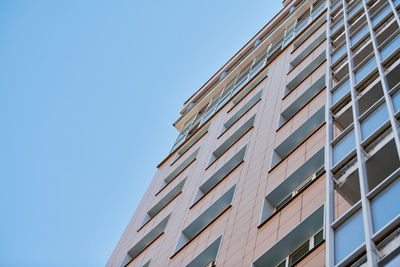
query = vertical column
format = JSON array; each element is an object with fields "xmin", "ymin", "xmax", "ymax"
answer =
[
  {"xmin": 325, "ymin": 1, "xmax": 335, "ymax": 266},
  {"xmin": 341, "ymin": 0, "xmax": 378, "ymax": 265},
  {"xmin": 388, "ymin": 0, "xmax": 400, "ymax": 27},
  {"xmin": 360, "ymin": 0, "xmax": 400, "ymax": 158}
]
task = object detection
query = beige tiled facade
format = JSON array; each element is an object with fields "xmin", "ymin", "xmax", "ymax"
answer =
[{"xmin": 107, "ymin": 0, "xmax": 400, "ymax": 266}]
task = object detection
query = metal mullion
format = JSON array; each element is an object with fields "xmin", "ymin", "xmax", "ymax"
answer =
[
  {"xmin": 342, "ymin": 0, "xmax": 378, "ymax": 265},
  {"xmin": 361, "ymin": 0, "xmax": 400, "ymax": 159},
  {"xmin": 325, "ymin": 1, "xmax": 335, "ymax": 266},
  {"xmin": 388, "ymin": 0, "xmax": 400, "ymax": 28}
]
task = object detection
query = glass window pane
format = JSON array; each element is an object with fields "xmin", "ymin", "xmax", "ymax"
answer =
[
  {"xmin": 276, "ymin": 259, "xmax": 286, "ymax": 267},
  {"xmin": 202, "ymin": 110, "xmax": 214, "ymax": 124},
  {"xmin": 332, "ymin": 79, "xmax": 350, "ymax": 105},
  {"xmin": 361, "ymin": 104, "xmax": 389, "ymax": 140},
  {"xmin": 314, "ymin": 229, "xmax": 324, "ymax": 246},
  {"xmin": 334, "ymin": 210, "xmax": 365, "ymax": 264},
  {"xmin": 355, "ymin": 57, "xmax": 376, "ymax": 84},
  {"xmin": 372, "ymin": 5, "xmax": 392, "ymax": 27},
  {"xmin": 231, "ymin": 78, "xmax": 247, "ymax": 96},
  {"xmin": 380, "ymin": 34, "xmax": 400, "ymax": 62},
  {"xmin": 249, "ymin": 62, "xmax": 264, "ymax": 80},
  {"xmin": 296, "ymin": 21, "xmax": 308, "ymax": 34},
  {"xmin": 332, "ymin": 20, "xmax": 344, "ymax": 33},
  {"xmin": 333, "ymin": 130, "xmax": 356, "ymax": 165},
  {"xmin": 289, "ymin": 240, "xmax": 310, "ymax": 265},
  {"xmin": 332, "ymin": 45, "xmax": 346, "ymax": 64},
  {"xmin": 348, "ymin": 2, "xmax": 362, "ymax": 18},
  {"xmin": 216, "ymin": 95, "xmax": 230, "ymax": 110},
  {"xmin": 393, "ymin": 90, "xmax": 400, "ymax": 113},
  {"xmin": 351, "ymin": 25, "xmax": 368, "ymax": 46},
  {"xmin": 371, "ymin": 178, "xmax": 400, "ymax": 233},
  {"xmin": 383, "ymin": 252, "xmax": 400, "ymax": 267},
  {"xmin": 312, "ymin": 6, "xmax": 325, "ymax": 20},
  {"xmin": 332, "ymin": 1, "xmax": 341, "ymax": 11}
]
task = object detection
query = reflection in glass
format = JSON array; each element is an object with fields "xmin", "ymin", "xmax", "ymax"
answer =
[
  {"xmin": 249, "ymin": 63, "xmax": 264, "ymax": 80},
  {"xmin": 371, "ymin": 178, "xmax": 400, "ymax": 233},
  {"xmin": 332, "ymin": 45, "xmax": 346, "ymax": 64},
  {"xmin": 372, "ymin": 5, "xmax": 392, "ymax": 27},
  {"xmin": 333, "ymin": 130, "xmax": 355, "ymax": 166},
  {"xmin": 348, "ymin": 2, "xmax": 362, "ymax": 18},
  {"xmin": 351, "ymin": 26, "xmax": 368, "ymax": 46},
  {"xmin": 332, "ymin": 1, "xmax": 341, "ymax": 11},
  {"xmin": 312, "ymin": 6, "xmax": 324, "ymax": 20},
  {"xmin": 332, "ymin": 79, "xmax": 350, "ymax": 105},
  {"xmin": 380, "ymin": 34, "xmax": 400, "ymax": 62},
  {"xmin": 332, "ymin": 20, "xmax": 344, "ymax": 34},
  {"xmin": 361, "ymin": 104, "xmax": 389, "ymax": 140},
  {"xmin": 383, "ymin": 252, "xmax": 400, "ymax": 267},
  {"xmin": 334, "ymin": 210, "xmax": 365, "ymax": 264},
  {"xmin": 355, "ymin": 57, "xmax": 376, "ymax": 84},
  {"xmin": 392, "ymin": 90, "xmax": 400, "ymax": 113}
]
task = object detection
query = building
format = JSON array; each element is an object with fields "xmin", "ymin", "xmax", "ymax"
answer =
[{"xmin": 107, "ymin": 0, "xmax": 400, "ymax": 266}]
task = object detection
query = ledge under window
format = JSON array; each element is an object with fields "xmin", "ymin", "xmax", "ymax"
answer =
[
  {"xmin": 261, "ymin": 148, "xmax": 324, "ymax": 226},
  {"xmin": 158, "ymin": 148, "xmax": 199, "ymax": 194},
  {"xmin": 208, "ymin": 115, "xmax": 255, "ymax": 167},
  {"xmin": 140, "ymin": 178, "xmax": 186, "ymax": 230},
  {"xmin": 270, "ymin": 106, "xmax": 325, "ymax": 170},
  {"xmin": 231, "ymin": 69, "xmax": 268, "ymax": 109},
  {"xmin": 253, "ymin": 205, "xmax": 324, "ymax": 267},
  {"xmin": 192, "ymin": 146, "xmax": 246, "ymax": 207},
  {"xmin": 171, "ymin": 185, "xmax": 236, "ymax": 258},
  {"xmin": 278, "ymin": 75, "xmax": 325, "ymax": 128},
  {"xmin": 285, "ymin": 52, "xmax": 326, "ymax": 97},
  {"xmin": 185, "ymin": 236, "xmax": 222, "ymax": 267},
  {"xmin": 173, "ymin": 124, "xmax": 210, "ymax": 163},
  {"xmin": 221, "ymin": 90, "xmax": 262, "ymax": 137},
  {"xmin": 121, "ymin": 214, "xmax": 171, "ymax": 267},
  {"xmin": 289, "ymin": 30, "xmax": 326, "ymax": 71},
  {"xmin": 292, "ymin": 14, "xmax": 327, "ymax": 52}
]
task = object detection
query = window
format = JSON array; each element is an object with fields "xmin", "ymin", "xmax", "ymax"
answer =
[
  {"xmin": 121, "ymin": 214, "xmax": 171, "ymax": 267},
  {"xmin": 261, "ymin": 148, "xmax": 324, "ymax": 224},
  {"xmin": 334, "ymin": 210, "xmax": 365, "ymax": 265},
  {"xmin": 279, "ymin": 75, "xmax": 325, "ymax": 127},
  {"xmin": 232, "ymin": 69, "xmax": 268, "ymax": 106},
  {"xmin": 354, "ymin": 56, "xmax": 377, "ymax": 85},
  {"xmin": 254, "ymin": 205, "xmax": 324, "ymax": 267},
  {"xmin": 289, "ymin": 31, "xmax": 326, "ymax": 70},
  {"xmin": 141, "ymin": 178, "xmax": 186, "ymax": 228},
  {"xmin": 380, "ymin": 33, "xmax": 400, "ymax": 62},
  {"xmin": 271, "ymin": 106, "xmax": 325, "ymax": 169},
  {"xmin": 371, "ymin": 177, "xmax": 400, "ymax": 233},
  {"xmin": 360, "ymin": 103, "xmax": 389, "ymax": 141},
  {"xmin": 223, "ymin": 90, "xmax": 262, "ymax": 134},
  {"xmin": 173, "ymin": 185, "xmax": 236, "ymax": 255},
  {"xmin": 194, "ymin": 146, "xmax": 246, "ymax": 205},
  {"xmin": 331, "ymin": 79, "xmax": 350, "ymax": 106},
  {"xmin": 160, "ymin": 148, "xmax": 199, "ymax": 191},
  {"xmin": 174, "ymin": 124, "xmax": 210, "ymax": 158},
  {"xmin": 174, "ymin": 1, "xmax": 326, "ymax": 141},
  {"xmin": 142, "ymin": 260, "xmax": 151, "ymax": 267},
  {"xmin": 209, "ymin": 115, "xmax": 255, "ymax": 166},
  {"xmin": 285, "ymin": 52, "xmax": 326, "ymax": 96},
  {"xmin": 332, "ymin": 129, "xmax": 355, "ymax": 166},
  {"xmin": 293, "ymin": 14, "xmax": 327, "ymax": 50},
  {"xmin": 185, "ymin": 236, "xmax": 222, "ymax": 267}
]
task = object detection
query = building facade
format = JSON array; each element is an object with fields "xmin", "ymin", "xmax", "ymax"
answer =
[{"xmin": 107, "ymin": 0, "xmax": 400, "ymax": 266}]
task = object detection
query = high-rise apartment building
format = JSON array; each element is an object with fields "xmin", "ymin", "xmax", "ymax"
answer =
[{"xmin": 107, "ymin": 0, "xmax": 400, "ymax": 266}]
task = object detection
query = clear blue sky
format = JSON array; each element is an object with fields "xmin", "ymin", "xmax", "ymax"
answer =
[{"xmin": 0, "ymin": 1, "xmax": 281, "ymax": 266}]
